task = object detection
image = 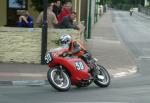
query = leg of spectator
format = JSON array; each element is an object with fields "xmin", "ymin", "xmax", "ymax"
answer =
[{"xmin": 27, "ymin": 22, "xmax": 33, "ymax": 28}]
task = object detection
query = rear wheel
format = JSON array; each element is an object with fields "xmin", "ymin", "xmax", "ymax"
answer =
[
  {"xmin": 94, "ymin": 65, "xmax": 110, "ymax": 87},
  {"xmin": 47, "ymin": 67, "xmax": 71, "ymax": 91}
]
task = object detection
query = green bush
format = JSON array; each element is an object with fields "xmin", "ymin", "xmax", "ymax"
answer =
[
  {"xmin": 113, "ymin": 4, "xmax": 131, "ymax": 10},
  {"xmin": 122, "ymin": 4, "xmax": 132, "ymax": 10}
]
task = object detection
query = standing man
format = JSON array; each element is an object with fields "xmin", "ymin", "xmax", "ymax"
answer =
[
  {"xmin": 129, "ymin": 8, "xmax": 133, "ymax": 16},
  {"xmin": 36, "ymin": 3, "xmax": 58, "ymax": 28}
]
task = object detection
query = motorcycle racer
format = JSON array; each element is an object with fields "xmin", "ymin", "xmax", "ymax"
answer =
[{"xmin": 59, "ymin": 34, "xmax": 100, "ymax": 76}]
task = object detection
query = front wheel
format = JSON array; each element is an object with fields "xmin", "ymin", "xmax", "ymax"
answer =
[
  {"xmin": 47, "ymin": 67, "xmax": 71, "ymax": 91},
  {"xmin": 94, "ymin": 65, "xmax": 110, "ymax": 87}
]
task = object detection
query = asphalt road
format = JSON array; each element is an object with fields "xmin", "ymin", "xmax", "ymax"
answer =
[{"xmin": 0, "ymin": 10, "xmax": 150, "ymax": 103}]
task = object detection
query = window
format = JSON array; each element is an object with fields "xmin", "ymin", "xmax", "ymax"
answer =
[{"xmin": 8, "ymin": 0, "xmax": 28, "ymax": 10}]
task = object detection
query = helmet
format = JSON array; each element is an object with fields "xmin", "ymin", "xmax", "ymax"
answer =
[{"xmin": 60, "ymin": 35, "xmax": 72, "ymax": 45}]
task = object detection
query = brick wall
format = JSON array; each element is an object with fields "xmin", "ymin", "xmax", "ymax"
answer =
[{"xmin": 0, "ymin": 27, "xmax": 84, "ymax": 64}]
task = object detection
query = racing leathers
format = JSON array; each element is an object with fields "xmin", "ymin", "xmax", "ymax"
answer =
[{"xmin": 66, "ymin": 40, "xmax": 100, "ymax": 76}]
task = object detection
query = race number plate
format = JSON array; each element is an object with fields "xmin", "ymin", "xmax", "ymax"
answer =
[
  {"xmin": 45, "ymin": 53, "xmax": 52, "ymax": 64},
  {"xmin": 75, "ymin": 61, "xmax": 84, "ymax": 70}
]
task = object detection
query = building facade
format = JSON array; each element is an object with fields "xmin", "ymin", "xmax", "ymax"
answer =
[
  {"xmin": 0, "ymin": 0, "xmax": 101, "ymax": 38},
  {"xmin": 0, "ymin": 0, "xmax": 82, "ymax": 27},
  {"xmin": 144, "ymin": 0, "xmax": 150, "ymax": 6},
  {"xmin": 81, "ymin": 0, "xmax": 101, "ymax": 38}
]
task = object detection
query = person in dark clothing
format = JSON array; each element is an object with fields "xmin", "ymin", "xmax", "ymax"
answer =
[
  {"xmin": 53, "ymin": 0, "xmax": 62, "ymax": 17},
  {"xmin": 57, "ymin": 12, "xmax": 80, "ymax": 30}
]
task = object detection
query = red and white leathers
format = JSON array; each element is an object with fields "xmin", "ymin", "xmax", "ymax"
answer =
[{"xmin": 67, "ymin": 40, "xmax": 86, "ymax": 57}]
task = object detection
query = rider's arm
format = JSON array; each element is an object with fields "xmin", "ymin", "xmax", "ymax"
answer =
[{"xmin": 69, "ymin": 41, "xmax": 81, "ymax": 54}]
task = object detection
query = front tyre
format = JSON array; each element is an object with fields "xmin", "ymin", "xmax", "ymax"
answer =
[
  {"xmin": 94, "ymin": 65, "xmax": 110, "ymax": 87},
  {"xmin": 47, "ymin": 67, "xmax": 71, "ymax": 91}
]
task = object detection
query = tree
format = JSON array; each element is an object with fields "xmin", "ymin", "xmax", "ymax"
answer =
[{"xmin": 110, "ymin": 0, "xmax": 142, "ymax": 10}]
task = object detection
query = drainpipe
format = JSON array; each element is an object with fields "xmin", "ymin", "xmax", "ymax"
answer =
[{"xmin": 87, "ymin": 0, "xmax": 92, "ymax": 39}]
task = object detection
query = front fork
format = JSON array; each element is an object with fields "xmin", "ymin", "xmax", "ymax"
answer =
[
  {"xmin": 55, "ymin": 65, "xmax": 64, "ymax": 78},
  {"xmin": 88, "ymin": 58, "xmax": 98, "ymax": 70}
]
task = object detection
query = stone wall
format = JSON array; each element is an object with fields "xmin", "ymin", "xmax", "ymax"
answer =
[{"xmin": 0, "ymin": 27, "xmax": 85, "ymax": 64}]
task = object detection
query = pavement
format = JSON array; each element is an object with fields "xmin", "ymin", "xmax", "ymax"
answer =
[{"xmin": 0, "ymin": 10, "xmax": 137, "ymax": 86}]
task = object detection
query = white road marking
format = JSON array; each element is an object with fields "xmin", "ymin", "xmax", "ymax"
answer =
[
  {"xmin": 113, "ymin": 66, "xmax": 137, "ymax": 78},
  {"xmin": 138, "ymin": 56, "xmax": 150, "ymax": 60}
]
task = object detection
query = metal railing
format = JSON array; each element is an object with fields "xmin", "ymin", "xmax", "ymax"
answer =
[{"xmin": 139, "ymin": 6, "xmax": 150, "ymax": 16}]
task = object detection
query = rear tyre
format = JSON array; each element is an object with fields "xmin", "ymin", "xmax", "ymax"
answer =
[
  {"xmin": 94, "ymin": 65, "xmax": 110, "ymax": 87},
  {"xmin": 47, "ymin": 67, "xmax": 71, "ymax": 91}
]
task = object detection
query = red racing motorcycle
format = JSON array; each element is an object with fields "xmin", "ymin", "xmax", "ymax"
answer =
[{"xmin": 45, "ymin": 47, "xmax": 110, "ymax": 91}]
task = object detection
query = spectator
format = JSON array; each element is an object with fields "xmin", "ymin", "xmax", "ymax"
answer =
[
  {"xmin": 36, "ymin": 3, "xmax": 58, "ymax": 28},
  {"xmin": 17, "ymin": 11, "xmax": 33, "ymax": 28},
  {"xmin": 53, "ymin": 0, "xmax": 62, "ymax": 17},
  {"xmin": 56, "ymin": 12, "xmax": 80, "ymax": 30},
  {"xmin": 57, "ymin": 2, "xmax": 72, "ymax": 22}
]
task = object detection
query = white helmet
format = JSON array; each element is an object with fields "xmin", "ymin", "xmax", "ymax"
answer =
[{"xmin": 60, "ymin": 34, "xmax": 72, "ymax": 45}]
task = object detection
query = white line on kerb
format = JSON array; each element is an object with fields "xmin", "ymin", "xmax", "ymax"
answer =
[
  {"xmin": 17, "ymin": 73, "xmax": 45, "ymax": 77},
  {"xmin": 0, "ymin": 72, "xmax": 46, "ymax": 77}
]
